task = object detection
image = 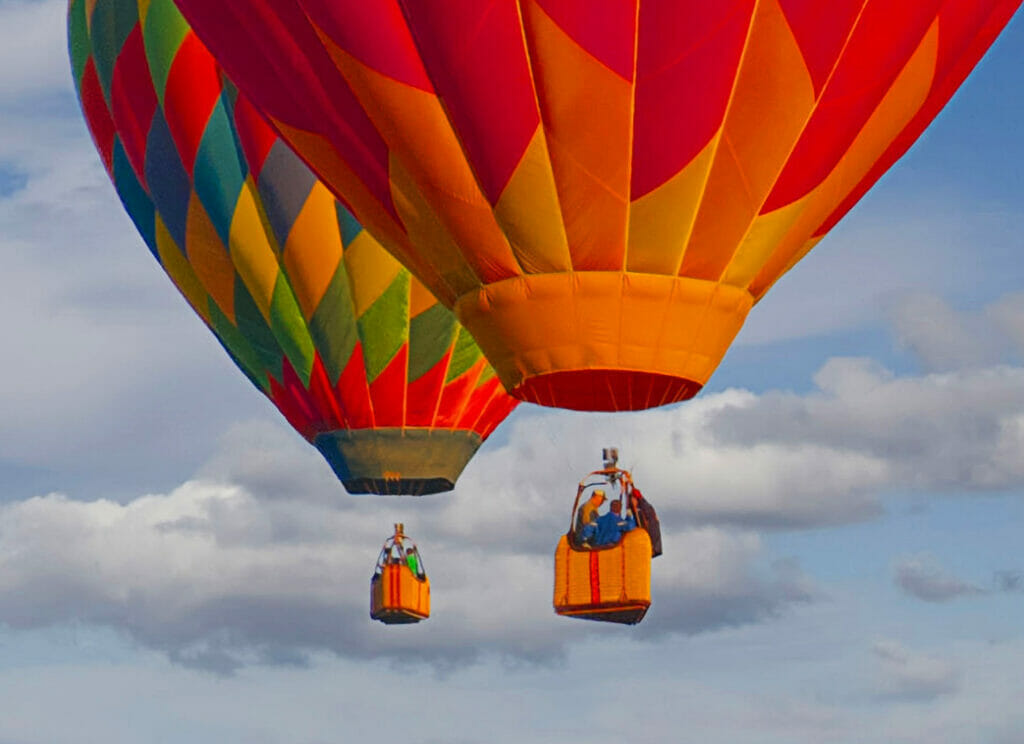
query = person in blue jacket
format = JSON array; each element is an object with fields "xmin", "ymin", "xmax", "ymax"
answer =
[{"xmin": 592, "ymin": 500, "xmax": 636, "ymax": 547}]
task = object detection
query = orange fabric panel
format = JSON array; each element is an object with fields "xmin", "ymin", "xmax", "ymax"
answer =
[{"xmin": 371, "ymin": 564, "xmax": 430, "ymax": 619}]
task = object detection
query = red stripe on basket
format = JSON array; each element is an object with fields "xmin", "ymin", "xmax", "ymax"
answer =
[{"xmin": 589, "ymin": 551, "xmax": 601, "ymax": 605}]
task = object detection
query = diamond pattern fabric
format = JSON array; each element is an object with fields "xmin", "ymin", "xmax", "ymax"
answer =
[{"xmin": 69, "ymin": 0, "xmax": 518, "ymax": 494}]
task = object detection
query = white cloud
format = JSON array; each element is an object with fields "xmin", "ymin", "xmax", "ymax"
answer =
[
  {"xmin": 892, "ymin": 554, "xmax": 983, "ymax": 602},
  {"xmin": 871, "ymin": 639, "xmax": 961, "ymax": 701}
]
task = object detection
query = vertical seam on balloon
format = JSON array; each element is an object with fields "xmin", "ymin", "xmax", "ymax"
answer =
[
  {"xmin": 705, "ymin": 0, "xmax": 874, "ymax": 288},
  {"xmin": 394, "ymin": 0, "xmax": 530, "ymax": 280},
  {"xmin": 669, "ymin": 0, "xmax": 762, "ymax": 278},
  {"xmin": 513, "ymin": 0, "xmax": 572, "ymax": 272},
  {"xmin": 400, "ymin": 274, "xmax": 411, "ymax": 432},
  {"xmin": 621, "ymin": 0, "xmax": 642, "ymax": 273}
]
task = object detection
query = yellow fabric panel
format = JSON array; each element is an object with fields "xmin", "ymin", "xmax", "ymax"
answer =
[
  {"xmin": 721, "ymin": 195, "xmax": 813, "ymax": 289},
  {"xmin": 315, "ymin": 34, "xmax": 523, "ymax": 284},
  {"xmin": 553, "ymin": 530, "xmax": 652, "ymax": 611},
  {"xmin": 388, "ymin": 152, "xmax": 482, "ymax": 301},
  {"xmin": 282, "ymin": 183, "xmax": 344, "ymax": 321},
  {"xmin": 154, "ymin": 213, "xmax": 210, "ymax": 323},
  {"xmin": 184, "ymin": 193, "xmax": 235, "ymax": 320},
  {"xmin": 553, "ymin": 535, "xmax": 569, "ymax": 607},
  {"xmin": 621, "ymin": 528, "xmax": 652, "ymax": 602},
  {"xmin": 684, "ymin": 0, "xmax": 817, "ymax": 281},
  {"xmin": 493, "ymin": 127, "xmax": 572, "ymax": 273},
  {"xmin": 596, "ymin": 545, "xmax": 625, "ymax": 604},
  {"xmin": 455, "ymin": 272, "xmax": 752, "ymax": 393},
  {"xmin": 229, "ymin": 184, "xmax": 281, "ymax": 320},
  {"xmin": 625, "ymin": 137, "xmax": 718, "ymax": 275},
  {"xmin": 343, "ymin": 229, "xmax": 402, "ymax": 318},
  {"xmin": 522, "ymin": 0, "xmax": 633, "ymax": 270},
  {"xmin": 408, "ymin": 274, "xmax": 438, "ymax": 319},
  {"xmin": 137, "ymin": 0, "xmax": 150, "ymax": 24},
  {"xmin": 746, "ymin": 22, "xmax": 939, "ymax": 297}
]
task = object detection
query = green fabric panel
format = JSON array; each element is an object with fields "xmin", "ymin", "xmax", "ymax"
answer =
[
  {"xmin": 68, "ymin": 0, "xmax": 91, "ymax": 87},
  {"xmin": 309, "ymin": 259, "xmax": 358, "ymax": 384},
  {"xmin": 445, "ymin": 327, "xmax": 483, "ymax": 383},
  {"xmin": 192, "ymin": 98, "xmax": 247, "ymax": 246},
  {"xmin": 89, "ymin": 0, "xmax": 138, "ymax": 100},
  {"xmin": 269, "ymin": 275, "xmax": 316, "ymax": 385},
  {"xmin": 141, "ymin": 0, "xmax": 190, "ymax": 106},
  {"xmin": 233, "ymin": 276, "xmax": 285, "ymax": 382},
  {"xmin": 408, "ymin": 303, "xmax": 457, "ymax": 383},
  {"xmin": 475, "ymin": 364, "xmax": 498, "ymax": 386},
  {"xmin": 208, "ymin": 298, "xmax": 270, "ymax": 393},
  {"xmin": 357, "ymin": 272, "xmax": 409, "ymax": 382}
]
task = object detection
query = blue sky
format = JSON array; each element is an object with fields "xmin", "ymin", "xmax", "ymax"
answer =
[{"xmin": 1, "ymin": 2, "xmax": 1024, "ymax": 742}]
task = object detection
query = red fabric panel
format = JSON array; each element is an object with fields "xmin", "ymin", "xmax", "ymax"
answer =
[
  {"xmin": 300, "ymin": 0, "xmax": 433, "ymax": 90},
  {"xmin": 534, "ymin": 0, "xmax": 638, "ymax": 80},
  {"xmin": 405, "ymin": 350, "xmax": 449, "ymax": 427},
  {"xmin": 631, "ymin": 0, "xmax": 754, "ymax": 199},
  {"xmin": 515, "ymin": 369, "xmax": 701, "ymax": 411},
  {"xmin": 110, "ymin": 25, "xmax": 158, "ymax": 186},
  {"xmin": 268, "ymin": 360, "xmax": 318, "ymax": 440},
  {"xmin": 763, "ymin": 0, "xmax": 946, "ymax": 211},
  {"xmin": 812, "ymin": 0, "xmax": 1022, "ymax": 237},
  {"xmin": 589, "ymin": 551, "xmax": 601, "ymax": 605},
  {"xmin": 231, "ymin": 93, "xmax": 278, "ymax": 178},
  {"xmin": 80, "ymin": 60, "xmax": 115, "ymax": 172},
  {"xmin": 307, "ymin": 355, "xmax": 345, "ymax": 430},
  {"xmin": 399, "ymin": 0, "xmax": 540, "ymax": 203},
  {"xmin": 473, "ymin": 389, "xmax": 519, "ymax": 438},
  {"xmin": 171, "ymin": 0, "xmax": 398, "ymax": 218},
  {"xmin": 334, "ymin": 344, "xmax": 375, "ymax": 429},
  {"xmin": 368, "ymin": 346, "xmax": 408, "ymax": 427},
  {"xmin": 778, "ymin": 0, "xmax": 867, "ymax": 95},
  {"xmin": 454, "ymin": 364, "xmax": 496, "ymax": 430},
  {"xmin": 434, "ymin": 365, "xmax": 482, "ymax": 428},
  {"xmin": 163, "ymin": 31, "xmax": 222, "ymax": 176}
]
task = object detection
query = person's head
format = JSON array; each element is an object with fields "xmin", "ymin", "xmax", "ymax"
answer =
[
  {"xmin": 591, "ymin": 489, "xmax": 606, "ymax": 505},
  {"xmin": 610, "ymin": 500, "xmax": 621, "ymax": 514}
]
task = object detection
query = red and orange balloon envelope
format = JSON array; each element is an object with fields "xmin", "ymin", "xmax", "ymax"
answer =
[
  {"xmin": 69, "ymin": 0, "xmax": 518, "ymax": 494},
  {"xmin": 169, "ymin": 0, "xmax": 1021, "ymax": 411}
]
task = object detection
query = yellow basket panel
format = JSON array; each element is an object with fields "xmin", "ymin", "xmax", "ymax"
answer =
[{"xmin": 553, "ymin": 528, "xmax": 652, "ymax": 616}]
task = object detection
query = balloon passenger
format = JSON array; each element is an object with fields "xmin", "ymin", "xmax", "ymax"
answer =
[
  {"xmin": 574, "ymin": 489, "xmax": 606, "ymax": 546},
  {"xmin": 406, "ymin": 546, "xmax": 423, "ymax": 579},
  {"xmin": 592, "ymin": 501, "xmax": 636, "ymax": 547},
  {"xmin": 630, "ymin": 488, "xmax": 662, "ymax": 558}
]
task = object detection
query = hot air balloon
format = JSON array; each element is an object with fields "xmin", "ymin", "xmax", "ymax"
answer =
[
  {"xmin": 68, "ymin": 0, "xmax": 518, "ymax": 495},
  {"xmin": 169, "ymin": 0, "xmax": 1021, "ymax": 411}
]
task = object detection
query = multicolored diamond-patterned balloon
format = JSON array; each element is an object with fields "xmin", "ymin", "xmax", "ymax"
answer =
[{"xmin": 68, "ymin": 0, "xmax": 518, "ymax": 495}]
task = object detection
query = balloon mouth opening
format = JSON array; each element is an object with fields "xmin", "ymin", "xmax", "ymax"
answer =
[
  {"xmin": 343, "ymin": 476, "xmax": 456, "ymax": 496},
  {"xmin": 511, "ymin": 370, "xmax": 702, "ymax": 411}
]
